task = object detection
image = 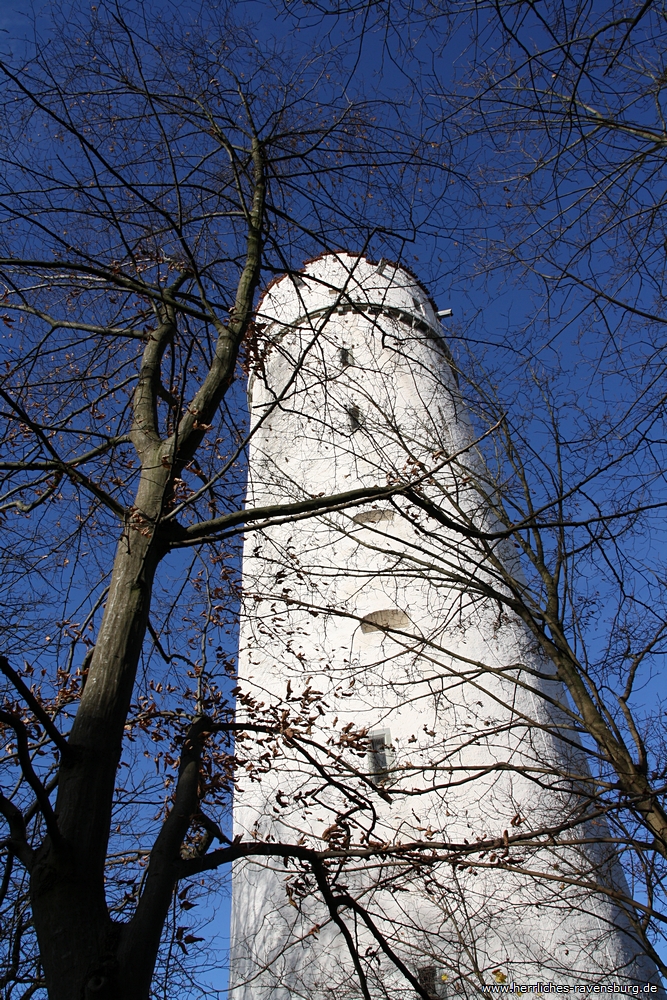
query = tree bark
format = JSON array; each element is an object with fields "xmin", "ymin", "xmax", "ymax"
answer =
[{"xmin": 30, "ymin": 470, "xmax": 167, "ymax": 999}]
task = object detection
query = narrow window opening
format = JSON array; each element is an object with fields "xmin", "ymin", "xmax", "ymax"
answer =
[
  {"xmin": 360, "ymin": 608, "xmax": 410, "ymax": 634},
  {"xmin": 418, "ymin": 966, "xmax": 437, "ymax": 998},
  {"xmin": 340, "ymin": 347, "xmax": 354, "ymax": 367},
  {"xmin": 412, "ymin": 296, "xmax": 425, "ymax": 314},
  {"xmin": 417, "ymin": 966, "xmax": 448, "ymax": 998},
  {"xmin": 292, "ymin": 274, "xmax": 306, "ymax": 288},
  {"xmin": 368, "ymin": 729, "xmax": 394, "ymax": 786},
  {"xmin": 346, "ymin": 404, "xmax": 363, "ymax": 432},
  {"xmin": 376, "ymin": 258, "xmax": 388, "ymax": 275}
]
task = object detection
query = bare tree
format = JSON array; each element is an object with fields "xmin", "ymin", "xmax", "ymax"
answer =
[
  {"xmin": 1, "ymin": 1, "xmax": 666, "ymax": 998},
  {"xmin": 0, "ymin": 3, "xmax": 433, "ymax": 997},
  {"xmin": 283, "ymin": 0, "xmax": 667, "ymax": 368}
]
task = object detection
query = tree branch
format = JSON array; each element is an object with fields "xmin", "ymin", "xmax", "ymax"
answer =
[
  {"xmin": 173, "ymin": 484, "xmax": 408, "ymax": 544},
  {"xmin": 169, "ymin": 136, "xmax": 265, "ymax": 470},
  {"xmin": 334, "ymin": 889, "xmax": 434, "ymax": 1000},
  {"xmin": 0, "ymin": 712, "xmax": 60, "ymax": 846},
  {"xmin": 119, "ymin": 716, "xmax": 213, "ymax": 980},
  {"xmin": 0, "ymin": 657, "xmax": 69, "ymax": 757},
  {"xmin": 0, "ymin": 793, "xmax": 33, "ymax": 869},
  {"xmin": 311, "ymin": 858, "xmax": 373, "ymax": 1000},
  {"xmin": 0, "ymin": 389, "xmax": 126, "ymax": 518}
]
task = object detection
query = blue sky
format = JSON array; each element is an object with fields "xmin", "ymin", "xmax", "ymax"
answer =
[{"xmin": 1, "ymin": 0, "xmax": 666, "ymax": 989}]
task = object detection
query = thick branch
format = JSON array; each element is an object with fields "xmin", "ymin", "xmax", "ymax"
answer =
[
  {"xmin": 311, "ymin": 858, "xmax": 373, "ymax": 1000},
  {"xmin": 0, "ymin": 850, "xmax": 13, "ymax": 905},
  {"xmin": 174, "ymin": 484, "xmax": 408, "ymax": 544},
  {"xmin": 170, "ymin": 137, "xmax": 266, "ymax": 468},
  {"xmin": 119, "ymin": 716, "xmax": 213, "ymax": 989},
  {"xmin": 131, "ymin": 319, "xmax": 176, "ymax": 455},
  {"xmin": 334, "ymin": 889, "xmax": 434, "ymax": 1000}
]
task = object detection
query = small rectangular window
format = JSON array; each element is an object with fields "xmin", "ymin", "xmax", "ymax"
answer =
[
  {"xmin": 368, "ymin": 729, "xmax": 395, "ymax": 786},
  {"xmin": 346, "ymin": 404, "xmax": 363, "ymax": 432},
  {"xmin": 418, "ymin": 966, "xmax": 437, "ymax": 998},
  {"xmin": 417, "ymin": 966, "xmax": 448, "ymax": 998}
]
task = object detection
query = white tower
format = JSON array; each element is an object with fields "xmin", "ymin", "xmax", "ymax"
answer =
[{"xmin": 229, "ymin": 253, "xmax": 658, "ymax": 999}]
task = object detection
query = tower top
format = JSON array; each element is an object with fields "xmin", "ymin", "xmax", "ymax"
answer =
[{"xmin": 257, "ymin": 251, "xmax": 442, "ymax": 340}]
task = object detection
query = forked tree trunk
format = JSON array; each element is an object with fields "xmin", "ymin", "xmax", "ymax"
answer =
[{"xmin": 24, "ymin": 142, "xmax": 265, "ymax": 998}]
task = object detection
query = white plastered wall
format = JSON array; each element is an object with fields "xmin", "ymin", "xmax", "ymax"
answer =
[{"xmin": 229, "ymin": 253, "xmax": 658, "ymax": 999}]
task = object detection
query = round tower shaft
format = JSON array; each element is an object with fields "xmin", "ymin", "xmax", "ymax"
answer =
[{"xmin": 229, "ymin": 253, "xmax": 658, "ymax": 999}]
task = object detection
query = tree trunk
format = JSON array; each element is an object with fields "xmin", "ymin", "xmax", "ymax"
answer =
[
  {"xmin": 25, "ymin": 136, "xmax": 264, "ymax": 997},
  {"xmin": 30, "ymin": 484, "xmax": 166, "ymax": 999}
]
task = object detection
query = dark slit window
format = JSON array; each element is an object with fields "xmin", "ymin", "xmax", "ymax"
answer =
[
  {"xmin": 346, "ymin": 404, "xmax": 363, "ymax": 432},
  {"xmin": 417, "ymin": 966, "xmax": 448, "ymax": 998},
  {"xmin": 418, "ymin": 966, "xmax": 437, "ymax": 998},
  {"xmin": 368, "ymin": 730, "xmax": 394, "ymax": 786}
]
